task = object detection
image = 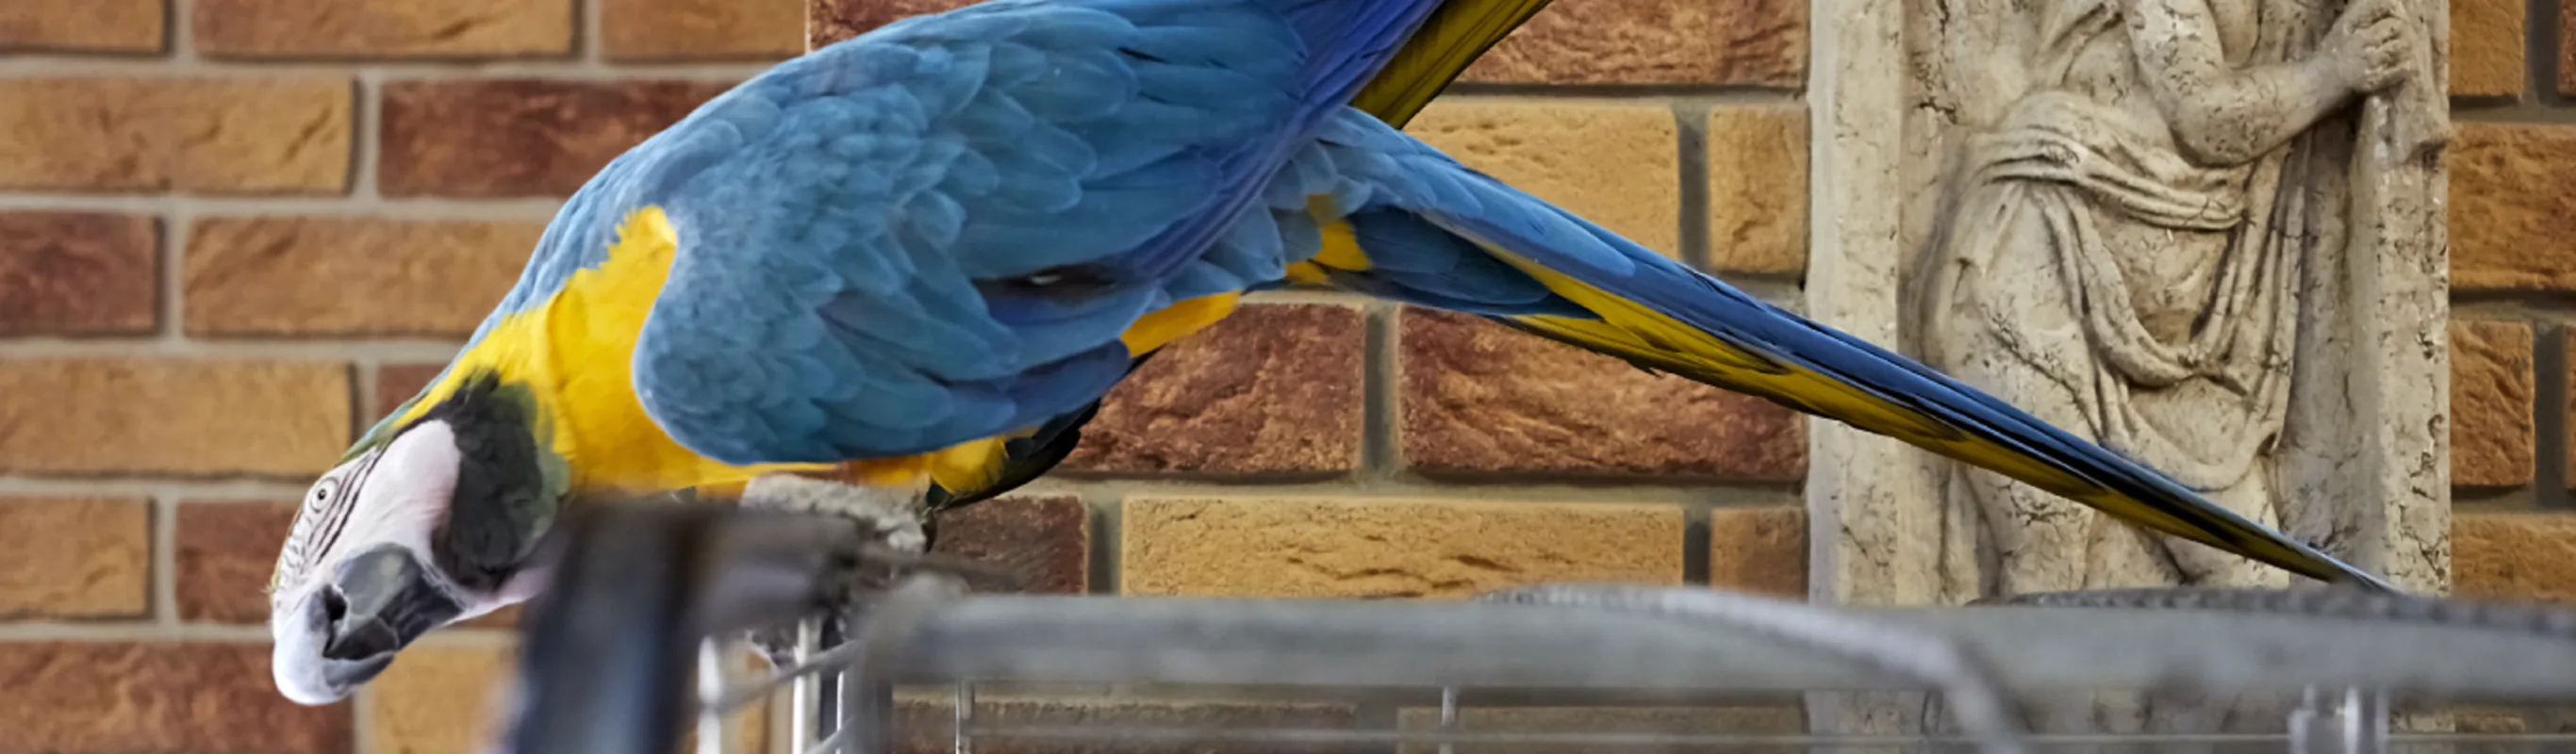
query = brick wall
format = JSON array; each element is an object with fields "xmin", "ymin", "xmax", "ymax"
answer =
[
  {"xmin": 0, "ymin": 0, "xmax": 2568, "ymax": 751},
  {"xmin": 2445, "ymin": 0, "xmax": 2576, "ymax": 604}
]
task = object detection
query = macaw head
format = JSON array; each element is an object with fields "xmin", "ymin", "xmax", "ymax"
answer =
[{"xmin": 267, "ymin": 368, "xmax": 568, "ymax": 705}]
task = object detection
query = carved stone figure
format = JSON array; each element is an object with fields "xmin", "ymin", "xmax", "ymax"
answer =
[{"xmin": 1907, "ymin": 0, "xmax": 2420, "ymax": 598}]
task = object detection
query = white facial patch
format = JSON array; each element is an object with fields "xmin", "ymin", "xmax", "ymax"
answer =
[{"xmin": 271, "ymin": 422, "xmax": 465, "ymax": 607}]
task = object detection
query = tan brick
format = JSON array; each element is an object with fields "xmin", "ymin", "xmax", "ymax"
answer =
[
  {"xmin": 2455, "ymin": 512, "xmax": 2576, "ymax": 605},
  {"xmin": 194, "ymin": 0, "xmax": 572, "ymax": 57},
  {"xmin": 895, "ymin": 695, "xmax": 1359, "ymax": 754},
  {"xmin": 2452, "ymin": 0, "xmax": 2526, "ymax": 98},
  {"xmin": 0, "ymin": 358, "xmax": 351, "ymax": 477},
  {"xmin": 0, "ymin": 642, "xmax": 354, "ymax": 753},
  {"xmin": 0, "ymin": 76, "xmax": 351, "ymax": 194},
  {"xmin": 605, "ymin": 0, "xmax": 801, "ymax": 60},
  {"xmin": 0, "ymin": 0, "xmax": 163, "ymax": 53},
  {"xmin": 381, "ymin": 78, "xmax": 729, "ymax": 198},
  {"xmin": 1407, "ymin": 99, "xmax": 1680, "ymax": 256},
  {"xmin": 1395, "ymin": 706, "xmax": 1803, "ymax": 754},
  {"xmin": 932, "ymin": 496, "xmax": 1090, "ymax": 595},
  {"xmin": 1122, "ymin": 497, "xmax": 1685, "ymax": 598},
  {"xmin": 807, "ymin": 0, "xmax": 975, "ymax": 50},
  {"xmin": 367, "ymin": 642, "xmax": 514, "ymax": 754},
  {"xmin": 1705, "ymin": 104, "xmax": 1808, "ymax": 275},
  {"xmin": 175, "ymin": 500, "xmax": 296, "ymax": 623},
  {"xmin": 185, "ymin": 217, "xmax": 538, "ymax": 337},
  {"xmin": 2451, "ymin": 123, "xmax": 2576, "ymax": 291},
  {"xmin": 1398, "ymin": 308, "xmax": 1807, "ymax": 481},
  {"xmin": 1708, "ymin": 505, "xmax": 1807, "ymax": 598},
  {"xmin": 0, "ymin": 497, "xmax": 150, "ymax": 619},
  {"xmin": 2451, "ymin": 320, "xmax": 2534, "ymax": 487},
  {"xmin": 1461, "ymin": 0, "xmax": 1805, "ymax": 87},
  {"xmin": 1065, "ymin": 303, "xmax": 1362, "ymax": 477},
  {"xmin": 0, "ymin": 212, "xmax": 157, "ymax": 336}
]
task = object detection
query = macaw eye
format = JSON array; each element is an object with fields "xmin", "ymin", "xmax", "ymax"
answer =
[{"xmin": 305, "ymin": 477, "xmax": 342, "ymax": 511}]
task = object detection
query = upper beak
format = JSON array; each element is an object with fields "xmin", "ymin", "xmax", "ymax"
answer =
[{"xmin": 272, "ymin": 544, "xmax": 464, "ymax": 705}]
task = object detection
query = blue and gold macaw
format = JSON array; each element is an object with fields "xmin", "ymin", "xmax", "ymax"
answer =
[{"xmin": 264, "ymin": 0, "xmax": 2394, "ymax": 706}]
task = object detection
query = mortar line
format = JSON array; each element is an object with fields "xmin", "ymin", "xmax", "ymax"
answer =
[
  {"xmin": 1680, "ymin": 497, "xmax": 1713, "ymax": 586},
  {"xmin": 1359, "ymin": 301, "xmax": 1401, "ymax": 482},
  {"xmin": 2535, "ymin": 0, "xmax": 2566, "ymax": 107},
  {"xmin": 1086, "ymin": 492, "xmax": 1122, "ymax": 597},
  {"xmin": 0, "ymin": 338, "xmax": 468, "ymax": 360},
  {"xmin": 0, "ymin": 194, "xmax": 568, "ymax": 217},
  {"xmin": 579, "ymin": 0, "xmax": 603, "ymax": 66},
  {"xmin": 2535, "ymin": 320, "xmax": 2569, "ymax": 510},
  {"xmin": 354, "ymin": 71, "xmax": 385, "ymax": 201},
  {"xmin": 353, "ymin": 360, "xmax": 381, "ymax": 444},
  {"xmin": 151, "ymin": 492, "xmax": 179, "ymax": 627},
  {"xmin": 1674, "ymin": 100, "xmax": 1713, "ymax": 271},
  {"xmin": 167, "ymin": 0, "xmax": 193, "ymax": 61},
  {"xmin": 0, "ymin": 622, "xmax": 272, "ymax": 641},
  {"xmin": 0, "ymin": 57, "xmax": 773, "ymax": 79},
  {"xmin": 159, "ymin": 202, "xmax": 190, "ymax": 344},
  {"xmin": 0, "ymin": 477, "xmax": 313, "ymax": 499}
]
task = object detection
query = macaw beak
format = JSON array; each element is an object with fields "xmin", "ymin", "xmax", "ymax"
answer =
[{"xmin": 272, "ymin": 544, "xmax": 463, "ymax": 705}]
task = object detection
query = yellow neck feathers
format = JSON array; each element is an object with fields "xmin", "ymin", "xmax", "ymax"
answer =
[{"xmin": 388, "ymin": 205, "xmax": 1248, "ymax": 500}]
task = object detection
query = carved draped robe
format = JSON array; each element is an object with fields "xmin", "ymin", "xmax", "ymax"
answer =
[{"xmin": 1915, "ymin": 0, "xmax": 2349, "ymax": 590}]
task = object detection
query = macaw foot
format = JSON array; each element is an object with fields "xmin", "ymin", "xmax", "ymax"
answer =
[{"xmin": 729, "ymin": 474, "xmax": 1013, "ymax": 671}]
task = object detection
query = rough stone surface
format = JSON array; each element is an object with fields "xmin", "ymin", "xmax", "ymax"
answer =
[
  {"xmin": 1406, "ymin": 99, "xmax": 1680, "ymax": 256},
  {"xmin": 365, "ymin": 642, "xmax": 514, "ymax": 754},
  {"xmin": 1398, "ymin": 308, "xmax": 1807, "ymax": 481},
  {"xmin": 377, "ymin": 363, "xmax": 450, "ymax": 420},
  {"xmin": 807, "ymin": 0, "xmax": 974, "ymax": 49},
  {"xmin": 2451, "ymin": 0, "xmax": 2525, "ymax": 97},
  {"xmin": 1122, "ymin": 497, "xmax": 1685, "ymax": 598},
  {"xmin": 0, "ymin": 0, "xmax": 163, "ymax": 53},
  {"xmin": 1459, "ymin": 0, "xmax": 1806, "ymax": 87},
  {"xmin": 931, "ymin": 496, "xmax": 1089, "ymax": 595},
  {"xmin": 1707, "ymin": 505, "xmax": 1808, "ymax": 598},
  {"xmin": 1705, "ymin": 104, "xmax": 1810, "ymax": 275},
  {"xmin": 380, "ymin": 79, "xmax": 730, "ymax": 198},
  {"xmin": 175, "ymin": 500, "xmax": 298, "ymax": 623},
  {"xmin": 0, "ymin": 212, "xmax": 158, "ymax": 336},
  {"xmin": 894, "ymin": 694, "xmax": 1358, "ymax": 754},
  {"xmin": 2454, "ymin": 512, "xmax": 2576, "ymax": 604},
  {"xmin": 0, "ymin": 497, "xmax": 150, "ymax": 619},
  {"xmin": 0, "ymin": 76, "xmax": 352, "ymax": 193},
  {"xmin": 2451, "ymin": 320, "xmax": 2535, "ymax": 487},
  {"xmin": 605, "ymin": 0, "xmax": 801, "ymax": 59},
  {"xmin": 194, "ymin": 0, "xmax": 572, "ymax": 57},
  {"xmin": 0, "ymin": 358, "xmax": 352, "ymax": 477},
  {"xmin": 185, "ymin": 217, "xmax": 540, "ymax": 337},
  {"xmin": 2451, "ymin": 123, "xmax": 2576, "ymax": 291},
  {"xmin": 0, "ymin": 643, "xmax": 355, "ymax": 753},
  {"xmin": 1064, "ymin": 303, "xmax": 1362, "ymax": 477}
]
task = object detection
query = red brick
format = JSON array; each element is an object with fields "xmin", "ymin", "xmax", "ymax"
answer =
[
  {"xmin": 2451, "ymin": 320, "xmax": 2535, "ymax": 487},
  {"xmin": 0, "ymin": 212, "xmax": 158, "ymax": 336},
  {"xmin": 931, "ymin": 496, "xmax": 1088, "ymax": 595},
  {"xmin": 0, "ymin": 643, "xmax": 354, "ymax": 754},
  {"xmin": 1461, "ymin": 0, "xmax": 1805, "ymax": 87},
  {"xmin": 1062, "ymin": 303, "xmax": 1363, "ymax": 477},
  {"xmin": 1398, "ymin": 308, "xmax": 1807, "ymax": 481},
  {"xmin": 184, "ymin": 217, "xmax": 538, "ymax": 337},
  {"xmin": 0, "ymin": 0, "xmax": 164, "ymax": 53},
  {"xmin": 2563, "ymin": 5, "xmax": 2576, "ymax": 96},
  {"xmin": 0, "ymin": 497, "xmax": 151, "ymax": 619},
  {"xmin": 807, "ymin": 0, "xmax": 975, "ymax": 50},
  {"xmin": 0, "ymin": 76, "xmax": 352, "ymax": 194},
  {"xmin": 195, "ymin": 0, "xmax": 571, "ymax": 57},
  {"xmin": 380, "ymin": 79, "xmax": 730, "ymax": 198},
  {"xmin": 0, "ymin": 358, "xmax": 351, "ymax": 478},
  {"xmin": 605, "ymin": 0, "xmax": 801, "ymax": 60},
  {"xmin": 376, "ymin": 363, "xmax": 450, "ymax": 420},
  {"xmin": 175, "ymin": 500, "xmax": 297, "ymax": 623}
]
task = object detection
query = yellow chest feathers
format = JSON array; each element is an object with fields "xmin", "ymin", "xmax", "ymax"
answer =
[{"xmin": 396, "ymin": 206, "xmax": 1245, "ymax": 498}]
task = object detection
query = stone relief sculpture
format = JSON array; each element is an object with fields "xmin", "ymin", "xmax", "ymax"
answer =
[{"xmin": 1906, "ymin": 0, "xmax": 2422, "ymax": 598}]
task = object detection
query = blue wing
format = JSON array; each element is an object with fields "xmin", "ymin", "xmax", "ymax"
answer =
[
  {"xmin": 610, "ymin": 0, "xmax": 1442, "ymax": 465},
  {"xmin": 1260, "ymin": 107, "xmax": 2396, "ymax": 592}
]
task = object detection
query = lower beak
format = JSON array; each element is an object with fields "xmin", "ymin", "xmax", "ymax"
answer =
[{"xmin": 272, "ymin": 544, "xmax": 463, "ymax": 705}]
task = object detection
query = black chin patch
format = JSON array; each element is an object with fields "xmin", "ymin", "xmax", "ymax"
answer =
[{"xmin": 421, "ymin": 370, "xmax": 556, "ymax": 593}]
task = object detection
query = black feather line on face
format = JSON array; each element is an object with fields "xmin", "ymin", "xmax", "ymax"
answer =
[{"xmin": 419, "ymin": 370, "xmax": 558, "ymax": 593}]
